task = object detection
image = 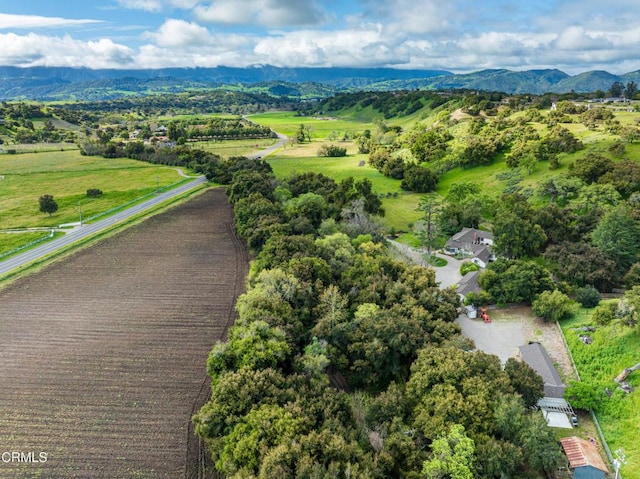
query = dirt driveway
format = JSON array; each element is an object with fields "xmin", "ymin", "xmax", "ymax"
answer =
[{"xmin": 457, "ymin": 305, "xmax": 577, "ymax": 382}]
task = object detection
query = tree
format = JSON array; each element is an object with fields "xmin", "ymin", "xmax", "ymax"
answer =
[
  {"xmin": 493, "ymin": 196, "xmax": 547, "ymax": 259},
  {"xmin": 565, "ymin": 380, "xmax": 604, "ymax": 410},
  {"xmin": 401, "ymin": 163, "xmax": 438, "ymax": 193},
  {"xmin": 504, "ymin": 358, "xmax": 545, "ymax": 408},
  {"xmin": 591, "ymin": 204, "xmax": 640, "ymax": 273},
  {"xmin": 296, "ymin": 124, "xmax": 311, "ymax": 143},
  {"xmin": 532, "ymin": 289, "xmax": 575, "ymax": 322},
  {"xmin": 422, "ymin": 424, "xmax": 475, "ymax": 479},
  {"xmin": 317, "ymin": 144, "xmax": 347, "ymax": 157},
  {"xmin": 609, "ymin": 81, "xmax": 624, "ymax": 97},
  {"xmin": 568, "ymin": 152, "xmax": 614, "ymax": 184},
  {"xmin": 416, "ymin": 193, "xmax": 442, "ymax": 257},
  {"xmin": 38, "ymin": 194, "xmax": 58, "ymax": 217},
  {"xmin": 575, "ymin": 285, "xmax": 601, "ymax": 308},
  {"xmin": 624, "ymin": 81, "xmax": 638, "ymax": 100}
]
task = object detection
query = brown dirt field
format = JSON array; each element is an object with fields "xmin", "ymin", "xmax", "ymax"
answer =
[{"xmin": 0, "ymin": 188, "xmax": 248, "ymax": 478}]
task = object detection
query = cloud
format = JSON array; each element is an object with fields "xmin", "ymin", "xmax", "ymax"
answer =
[
  {"xmin": 252, "ymin": 26, "xmax": 413, "ymax": 68},
  {"xmin": 145, "ymin": 19, "xmax": 213, "ymax": 47},
  {"xmin": 0, "ymin": 13, "xmax": 102, "ymax": 30},
  {"xmin": 553, "ymin": 26, "xmax": 613, "ymax": 51},
  {"xmin": 115, "ymin": 0, "xmax": 199, "ymax": 12},
  {"xmin": 0, "ymin": 33, "xmax": 134, "ymax": 68},
  {"xmin": 194, "ymin": 0, "xmax": 327, "ymax": 28}
]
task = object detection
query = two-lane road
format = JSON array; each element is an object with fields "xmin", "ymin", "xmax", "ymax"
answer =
[
  {"xmin": 0, "ymin": 175, "xmax": 208, "ymax": 278},
  {"xmin": 0, "ymin": 131, "xmax": 286, "ymax": 279}
]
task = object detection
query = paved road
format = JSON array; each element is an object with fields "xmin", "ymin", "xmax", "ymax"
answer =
[
  {"xmin": 0, "ymin": 176, "xmax": 207, "ymax": 278},
  {"xmin": 0, "ymin": 131, "xmax": 286, "ymax": 279}
]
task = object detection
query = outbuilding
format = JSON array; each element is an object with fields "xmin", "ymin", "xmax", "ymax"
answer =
[{"xmin": 560, "ymin": 436, "xmax": 609, "ymax": 479}]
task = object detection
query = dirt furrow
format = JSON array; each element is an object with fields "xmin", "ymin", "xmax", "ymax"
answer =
[{"xmin": 0, "ymin": 188, "xmax": 247, "ymax": 478}]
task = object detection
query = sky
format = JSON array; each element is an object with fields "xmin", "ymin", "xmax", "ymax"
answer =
[{"xmin": 0, "ymin": 0, "xmax": 639, "ymax": 74}]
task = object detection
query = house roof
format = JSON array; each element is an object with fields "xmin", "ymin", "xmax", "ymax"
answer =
[
  {"xmin": 560, "ymin": 437, "xmax": 609, "ymax": 473},
  {"xmin": 457, "ymin": 270, "xmax": 481, "ymax": 296},
  {"xmin": 446, "ymin": 227, "xmax": 493, "ymax": 246},
  {"xmin": 518, "ymin": 342, "xmax": 565, "ymax": 398},
  {"xmin": 474, "ymin": 247, "xmax": 492, "ymax": 264}
]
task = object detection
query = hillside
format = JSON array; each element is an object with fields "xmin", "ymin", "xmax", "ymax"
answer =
[{"xmin": 1, "ymin": 65, "xmax": 639, "ymax": 101}]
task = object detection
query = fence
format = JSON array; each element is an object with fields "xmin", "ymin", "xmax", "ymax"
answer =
[{"xmin": 555, "ymin": 320, "xmax": 622, "ymax": 478}]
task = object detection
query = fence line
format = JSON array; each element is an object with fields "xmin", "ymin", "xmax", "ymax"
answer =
[{"xmin": 556, "ymin": 321, "xmax": 622, "ymax": 478}]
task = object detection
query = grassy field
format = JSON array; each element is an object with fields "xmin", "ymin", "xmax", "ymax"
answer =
[
  {"xmin": 0, "ymin": 230, "xmax": 54, "ymax": 257},
  {"xmin": 561, "ymin": 308, "xmax": 640, "ymax": 479},
  {"xmin": 196, "ymin": 137, "xmax": 278, "ymax": 158},
  {"xmin": 267, "ymin": 141, "xmax": 422, "ymax": 231},
  {"xmin": 248, "ymin": 111, "xmax": 376, "ymax": 139},
  {"xmin": 0, "ymin": 150, "xmax": 185, "ymax": 231}
]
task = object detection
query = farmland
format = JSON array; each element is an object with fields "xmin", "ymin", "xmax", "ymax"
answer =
[
  {"xmin": 0, "ymin": 150, "xmax": 185, "ymax": 230},
  {"xmin": 0, "ymin": 188, "xmax": 248, "ymax": 478}
]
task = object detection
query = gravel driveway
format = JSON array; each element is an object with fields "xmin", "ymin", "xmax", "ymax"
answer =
[{"xmin": 387, "ymin": 240, "xmax": 575, "ymax": 375}]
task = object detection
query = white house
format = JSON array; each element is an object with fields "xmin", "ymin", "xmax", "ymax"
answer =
[{"xmin": 444, "ymin": 227, "xmax": 495, "ymax": 267}]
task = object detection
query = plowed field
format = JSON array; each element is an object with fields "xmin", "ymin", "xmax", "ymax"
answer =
[{"xmin": 0, "ymin": 188, "xmax": 248, "ymax": 478}]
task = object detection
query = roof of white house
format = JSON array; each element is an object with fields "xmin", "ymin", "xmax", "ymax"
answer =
[{"xmin": 447, "ymin": 227, "xmax": 494, "ymax": 245}]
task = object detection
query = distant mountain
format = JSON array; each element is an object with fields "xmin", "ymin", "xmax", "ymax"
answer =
[
  {"xmin": 0, "ymin": 65, "xmax": 636, "ymax": 100},
  {"xmin": 552, "ymin": 70, "xmax": 621, "ymax": 94}
]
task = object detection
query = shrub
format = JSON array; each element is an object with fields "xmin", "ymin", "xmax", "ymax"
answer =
[
  {"xmin": 460, "ymin": 261, "xmax": 480, "ymax": 276},
  {"xmin": 86, "ymin": 188, "xmax": 103, "ymax": 197},
  {"xmin": 532, "ymin": 289, "xmax": 575, "ymax": 322},
  {"xmin": 317, "ymin": 144, "xmax": 347, "ymax": 157},
  {"xmin": 575, "ymin": 285, "xmax": 601, "ymax": 308}
]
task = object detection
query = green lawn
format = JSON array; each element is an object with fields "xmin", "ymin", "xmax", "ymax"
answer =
[
  {"xmin": 0, "ymin": 150, "xmax": 184, "ymax": 230},
  {"xmin": 561, "ymin": 309, "xmax": 640, "ymax": 479}
]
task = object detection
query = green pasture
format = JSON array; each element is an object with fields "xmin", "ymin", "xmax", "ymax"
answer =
[
  {"xmin": 196, "ymin": 138, "xmax": 278, "ymax": 158},
  {"xmin": 0, "ymin": 231, "xmax": 54, "ymax": 257},
  {"xmin": 1, "ymin": 142, "xmax": 79, "ymax": 153},
  {"xmin": 0, "ymin": 150, "xmax": 184, "ymax": 230},
  {"xmin": 561, "ymin": 309, "xmax": 640, "ymax": 479},
  {"xmin": 267, "ymin": 143, "xmax": 422, "ymax": 231},
  {"xmin": 249, "ymin": 111, "xmax": 375, "ymax": 139}
]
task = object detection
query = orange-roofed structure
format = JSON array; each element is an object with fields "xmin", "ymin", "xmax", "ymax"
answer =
[{"xmin": 560, "ymin": 437, "xmax": 609, "ymax": 479}]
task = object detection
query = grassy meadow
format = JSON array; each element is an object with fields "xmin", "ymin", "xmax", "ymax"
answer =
[
  {"xmin": 0, "ymin": 150, "xmax": 185, "ymax": 231},
  {"xmin": 249, "ymin": 111, "xmax": 376, "ymax": 139},
  {"xmin": 197, "ymin": 137, "xmax": 278, "ymax": 158},
  {"xmin": 561, "ymin": 309, "xmax": 640, "ymax": 479}
]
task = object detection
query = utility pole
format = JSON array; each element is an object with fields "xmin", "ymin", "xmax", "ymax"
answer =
[
  {"xmin": 614, "ymin": 448, "xmax": 626, "ymax": 479},
  {"xmin": 78, "ymin": 201, "xmax": 83, "ymax": 226}
]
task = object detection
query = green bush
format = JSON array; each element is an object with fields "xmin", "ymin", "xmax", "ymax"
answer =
[
  {"xmin": 575, "ymin": 285, "xmax": 601, "ymax": 308},
  {"xmin": 317, "ymin": 144, "xmax": 347, "ymax": 157},
  {"xmin": 460, "ymin": 261, "xmax": 480, "ymax": 276},
  {"xmin": 532, "ymin": 289, "xmax": 575, "ymax": 322},
  {"xmin": 86, "ymin": 188, "xmax": 103, "ymax": 197}
]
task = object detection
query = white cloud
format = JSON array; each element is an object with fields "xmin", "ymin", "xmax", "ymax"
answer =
[
  {"xmin": 116, "ymin": 0, "xmax": 199, "ymax": 12},
  {"xmin": 0, "ymin": 13, "xmax": 102, "ymax": 30},
  {"xmin": 0, "ymin": 33, "xmax": 134, "ymax": 68},
  {"xmin": 145, "ymin": 19, "xmax": 213, "ymax": 47},
  {"xmin": 194, "ymin": 0, "xmax": 326, "ymax": 27},
  {"xmin": 553, "ymin": 26, "xmax": 612, "ymax": 51}
]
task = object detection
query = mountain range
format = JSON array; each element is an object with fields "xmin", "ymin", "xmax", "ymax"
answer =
[{"xmin": 1, "ymin": 65, "xmax": 639, "ymax": 101}]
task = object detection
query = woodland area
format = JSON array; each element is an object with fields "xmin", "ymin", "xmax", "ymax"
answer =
[{"xmin": 192, "ymin": 158, "xmax": 562, "ymax": 478}]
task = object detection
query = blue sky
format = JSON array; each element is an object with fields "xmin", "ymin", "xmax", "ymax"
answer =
[{"xmin": 0, "ymin": 0, "xmax": 639, "ymax": 74}]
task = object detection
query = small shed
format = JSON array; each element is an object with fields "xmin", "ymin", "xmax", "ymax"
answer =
[{"xmin": 560, "ymin": 437, "xmax": 609, "ymax": 479}]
